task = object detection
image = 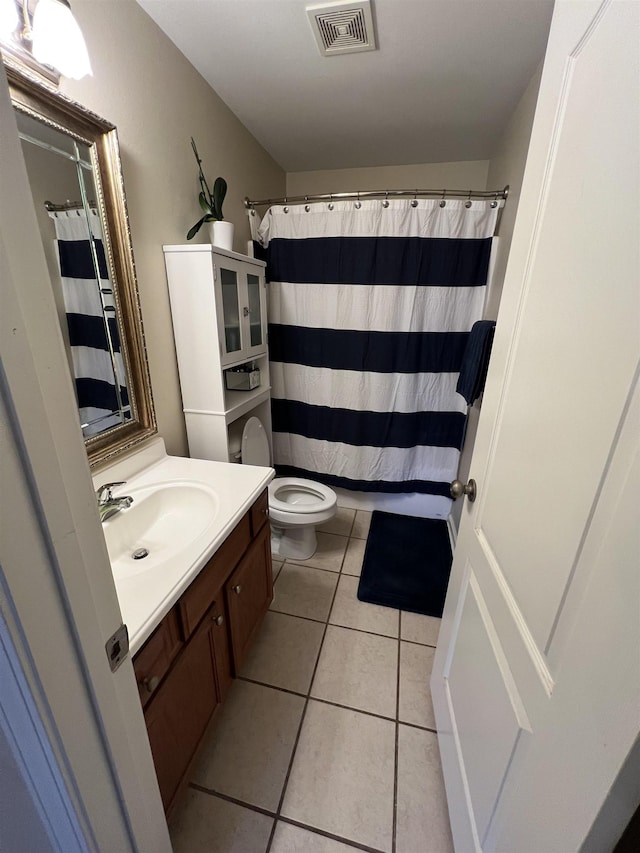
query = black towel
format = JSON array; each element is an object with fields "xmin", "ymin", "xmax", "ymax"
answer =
[{"xmin": 456, "ymin": 320, "xmax": 496, "ymax": 405}]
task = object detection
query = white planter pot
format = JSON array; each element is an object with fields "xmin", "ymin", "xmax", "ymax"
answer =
[{"xmin": 209, "ymin": 220, "xmax": 234, "ymax": 251}]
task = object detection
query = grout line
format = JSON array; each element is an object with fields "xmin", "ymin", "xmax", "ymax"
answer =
[
  {"xmin": 188, "ymin": 783, "xmax": 277, "ymax": 819},
  {"xmin": 392, "ymin": 611, "xmax": 402, "ymax": 853},
  {"xmin": 400, "ymin": 637, "xmax": 438, "ymax": 649},
  {"xmin": 188, "ymin": 785, "xmax": 385, "ymax": 853},
  {"xmin": 278, "ymin": 561, "xmax": 343, "ymax": 575},
  {"xmin": 267, "ymin": 608, "xmax": 328, "ymax": 625},
  {"xmin": 276, "ymin": 815, "xmax": 386, "ymax": 853},
  {"xmin": 236, "ymin": 676, "xmax": 307, "ymax": 699},
  {"xmin": 398, "ymin": 720, "xmax": 438, "ymax": 735},
  {"xmin": 238, "ymin": 674, "xmax": 399, "ymax": 724},
  {"xmin": 264, "ymin": 542, "xmax": 344, "ymax": 853}
]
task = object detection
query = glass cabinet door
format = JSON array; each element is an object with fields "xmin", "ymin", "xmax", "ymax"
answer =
[
  {"xmin": 247, "ymin": 273, "xmax": 263, "ymax": 348},
  {"xmin": 220, "ymin": 266, "xmax": 241, "ymax": 356}
]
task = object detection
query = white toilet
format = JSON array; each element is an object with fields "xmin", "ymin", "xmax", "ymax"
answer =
[{"xmin": 241, "ymin": 417, "xmax": 337, "ymax": 560}]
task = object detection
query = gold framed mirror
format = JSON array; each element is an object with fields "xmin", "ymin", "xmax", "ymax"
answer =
[{"xmin": 5, "ymin": 59, "xmax": 156, "ymax": 466}]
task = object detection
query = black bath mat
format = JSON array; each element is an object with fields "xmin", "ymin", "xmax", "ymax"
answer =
[{"xmin": 357, "ymin": 511, "xmax": 452, "ymax": 617}]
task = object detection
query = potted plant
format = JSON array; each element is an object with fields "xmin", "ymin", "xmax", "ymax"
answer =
[{"xmin": 187, "ymin": 137, "xmax": 233, "ymax": 250}]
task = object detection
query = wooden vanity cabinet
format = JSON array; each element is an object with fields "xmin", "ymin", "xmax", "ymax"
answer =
[
  {"xmin": 226, "ymin": 525, "xmax": 272, "ymax": 673},
  {"xmin": 132, "ymin": 490, "xmax": 272, "ymax": 813},
  {"xmin": 144, "ymin": 603, "xmax": 221, "ymax": 810}
]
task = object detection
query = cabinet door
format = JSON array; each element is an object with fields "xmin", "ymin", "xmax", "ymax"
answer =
[
  {"xmin": 215, "ymin": 258, "xmax": 244, "ymax": 365},
  {"xmin": 244, "ymin": 268, "xmax": 267, "ymax": 359},
  {"xmin": 225, "ymin": 525, "xmax": 273, "ymax": 674},
  {"xmin": 144, "ymin": 606, "xmax": 221, "ymax": 811}
]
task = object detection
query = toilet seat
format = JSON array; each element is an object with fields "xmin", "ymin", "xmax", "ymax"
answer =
[
  {"xmin": 241, "ymin": 417, "xmax": 271, "ymax": 466},
  {"xmin": 268, "ymin": 477, "xmax": 337, "ymax": 515}
]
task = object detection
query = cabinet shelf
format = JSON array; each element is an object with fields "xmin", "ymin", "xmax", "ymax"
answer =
[{"xmin": 224, "ymin": 386, "xmax": 271, "ymax": 425}]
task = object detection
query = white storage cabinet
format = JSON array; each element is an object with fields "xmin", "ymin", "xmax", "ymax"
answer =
[{"xmin": 163, "ymin": 245, "xmax": 271, "ymax": 463}]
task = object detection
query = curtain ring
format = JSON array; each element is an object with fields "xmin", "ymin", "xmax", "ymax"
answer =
[
  {"xmin": 465, "ymin": 190, "xmax": 472, "ymax": 209},
  {"xmin": 328, "ymin": 193, "xmax": 334, "ymax": 211},
  {"xmin": 250, "ymin": 208, "xmax": 256, "ymax": 217},
  {"xmin": 411, "ymin": 190, "xmax": 418, "ymax": 208},
  {"xmin": 490, "ymin": 192, "xmax": 498, "ymax": 209},
  {"xmin": 382, "ymin": 191, "xmax": 389, "ymax": 209},
  {"xmin": 304, "ymin": 195, "xmax": 310, "ymax": 213},
  {"xmin": 439, "ymin": 189, "xmax": 446, "ymax": 208},
  {"xmin": 355, "ymin": 191, "xmax": 361, "ymax": 210},
  {"xmin": 283, "ymin": 196, "xmax": 289, "ymax": 214}
]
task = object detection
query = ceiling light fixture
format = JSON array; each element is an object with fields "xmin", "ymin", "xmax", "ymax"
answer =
[{"xmin": 0, "ymin": 0, "xmax": 92, "ymax": 80}]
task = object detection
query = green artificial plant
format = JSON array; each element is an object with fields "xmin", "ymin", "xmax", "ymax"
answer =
[{"xmin": 187, "ymin": 137, "xmax": 227, "ymax": 240}]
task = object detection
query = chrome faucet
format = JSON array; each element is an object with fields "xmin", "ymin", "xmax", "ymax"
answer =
[{"xmin": 96, "ymin": 481, "xmax": 134, "ymax": 522}]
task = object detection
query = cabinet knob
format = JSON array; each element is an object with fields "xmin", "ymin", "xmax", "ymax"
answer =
[
  {"xmin": 232, "ymin": 584, "xmax": 242, "ymax": 595},
  {"xmin": 243, "ymin": 306, "xmax": 249, "ymax": 317},
  {"xmin": 262, "ymin": 507, "xmax": 269, "ymax": 517},
  {"xmin": 212, "ymin": 613, "xmax": 224, "ymax": 626},
  {"xmin": 143, "ymin": 675, "xmax": 160, "ymax": 694}
]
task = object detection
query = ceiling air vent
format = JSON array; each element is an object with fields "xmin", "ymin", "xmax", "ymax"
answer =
[{"xmin": 307, "ymin": 0, "xmax": 377, "ymax": 56}]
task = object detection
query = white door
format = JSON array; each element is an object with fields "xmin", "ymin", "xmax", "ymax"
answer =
[
  {"xmin": 431, "ymin": 2, "xmax": 640, "ymax": 851},
  {"xmin": 0, "ymin": 65, "xmax": 171, "ymax": 851}
]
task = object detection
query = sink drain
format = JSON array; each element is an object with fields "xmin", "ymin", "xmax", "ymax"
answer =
[{"xmin": 132, "ymin": 547, "xmax": 149, "ymax": 560}]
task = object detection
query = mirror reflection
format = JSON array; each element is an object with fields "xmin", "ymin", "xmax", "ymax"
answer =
[
  {"xmin": 17, "ymin": 110, "xmax": 132, "ymax": 437},
  {"xmin": 6, "ymin": 60, "xmax": 155, "ymax": 466}
]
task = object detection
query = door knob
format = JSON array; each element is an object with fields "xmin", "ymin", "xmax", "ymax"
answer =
[
  {"xmin": 450, "ymin": 478, "xmax": 477, "ymax": 502},
  {"xmin": 143, "ymin": 675, "xmax": 160, "ymax": 694}
]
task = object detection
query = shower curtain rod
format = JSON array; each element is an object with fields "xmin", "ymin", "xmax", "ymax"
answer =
[
  {"xmin": 45, "ymin": 199, "xmax": 97, "ymax": 212},
  {"xmin": 244, "ymin": 185, "xmax": 509, "ymax": 209}
]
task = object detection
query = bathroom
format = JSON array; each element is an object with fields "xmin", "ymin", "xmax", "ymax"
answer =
[{"xmin": 1, "ymin": 1, "xmax": 639, "ymax": 852}]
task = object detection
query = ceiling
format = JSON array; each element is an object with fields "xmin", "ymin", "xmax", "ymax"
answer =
[{"xmin": 137, "ymin": 0, "xmax": 554, "ymax": 172}]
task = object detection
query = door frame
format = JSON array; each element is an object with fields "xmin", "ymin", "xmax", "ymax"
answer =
[{"xmin": 0, "ymin": 63, "xmax": 171, "ymax": 851}]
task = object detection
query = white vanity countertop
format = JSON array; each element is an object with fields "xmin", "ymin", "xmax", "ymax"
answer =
[{"xmin": 94, "ymin": 440, "xmax": 273, "ymax": 655}]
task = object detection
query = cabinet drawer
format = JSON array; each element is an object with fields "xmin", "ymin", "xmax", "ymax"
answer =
[
  {"xmin": 250, "ymin": 489, "xmax": 269, "ymax": 535},
  {"xmin": 180, "ymin": 512, "xmax": 251, "ymax": 637},
  {"xmin": 133, "ymin": 608, "xmax": 181, "ymax": 708}
]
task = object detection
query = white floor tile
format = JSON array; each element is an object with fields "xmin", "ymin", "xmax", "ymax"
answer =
[
  {"xmin": 271, "ymin": 821, "xmax": 357, "ymax": 852},
  {"xmin": 396, "ymin": 725, "xmax": 454, "ymax": 853},
  {"xmin": 399, "ymin": 641, "xmax": 436, "ymax": 729},
  {"xmin": 317, "ymin": 506, "xmax": 356, "ymax": 537},
  {"xmin": 272, "ymin": 559, "xmax": 284, "ymax": 583},
  {"xmin": 341, "ymin": 537, "xmax": 366, "ymax": 577},
  {"xmin": 169, "ymin": 789, "xmax": 273, "ymax": 853},
  {"xmin": 311, "ymin": 625, "xmax": 397, "ymax": 718},
  {"xmin": 329, "ymin": 575, "xmax": 399, "ymax": 638},
  {"xmin": 240, "ymin": 611, "xmax": 324, "ymax": 693},
  {"xmin": 401, "ymin": 611, "xmax": 441, "ymax": 647},
  {"xmin": 191, "ymin": 680, "xmax": 304, "ymax": 811},
  {"xmin": 282, "ymin": 701, "xmax": 395, "ymax": 852},
  {"xmin": 286, "ymin": 532, "xmax": 348, "ymax": 572},
  {"xmin": 351, "ymin": 510, "xmax": 372, "ymax": 540},
  {"xmin": 271, "ymin": 563, "xmax": 339, "ymax": 621}
]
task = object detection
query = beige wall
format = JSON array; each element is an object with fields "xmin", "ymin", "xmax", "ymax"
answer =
[
  {"xmin": 287, "ymin": 160, "xmax": 490, "ymax": 197},
  {"xmin": 60, "ymin": 0, "xmax": 285, "ymax": 456},
  {"xmin": 451, "ymin": 64, "xmax": 542, "ymax": 531}
]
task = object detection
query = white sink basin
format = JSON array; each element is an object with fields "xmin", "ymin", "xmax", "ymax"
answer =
[{"xmin": 103, "ymin": 480, "xmax": 219, "ymax": 577}]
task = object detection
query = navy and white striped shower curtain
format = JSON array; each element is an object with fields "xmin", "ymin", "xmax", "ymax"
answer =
[
  {"xmin": 256, "ymin": 198, "xmax": 499, "ymax": 497},
  {"xmin": 50, "ymin": 209, "xmax": 129, "ymax": 436}
]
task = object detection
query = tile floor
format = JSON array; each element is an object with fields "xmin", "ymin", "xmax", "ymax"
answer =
[{"xmin": 169, "ymin": 507, "xmax": 454, "ymax": 853}]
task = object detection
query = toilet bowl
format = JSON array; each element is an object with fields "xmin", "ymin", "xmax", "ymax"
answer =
[{"xmin": 241, "ymin": 417, "xmax": 337, "ymax": 560}]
